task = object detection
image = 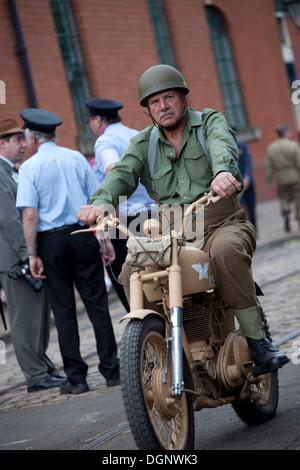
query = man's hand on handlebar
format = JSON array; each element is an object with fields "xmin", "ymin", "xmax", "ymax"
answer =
[
  {"xmin": 211, "ymin": 171, "xmax": 242, "ymax": 199},
  {"xmin": 77, "ymin": 205, "xmax": 104, "ymax": 226},
  {"xmin": 77, "ymin": 171, "xmax": 241, "ymax": 226}
]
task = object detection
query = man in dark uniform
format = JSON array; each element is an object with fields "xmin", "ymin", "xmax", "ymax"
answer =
[{"xmin": 16, "ymin": 109, "xmax": 120, "ymax": 394}]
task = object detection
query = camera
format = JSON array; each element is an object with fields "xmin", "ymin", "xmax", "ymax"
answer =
[{"xmin": 12, "ymin": 262, "xmax": 43, "ymax": 293}]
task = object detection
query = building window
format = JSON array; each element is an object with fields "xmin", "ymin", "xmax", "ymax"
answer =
[
  {"xmin": 146, "ymin": 0, "xmax": 177, "ymax": 66},
  {"xmin": 205, "ymin": 6, "xmax": 247, "ymax": 129},
  {"xmin": 274, "ymin": 0, "xmax": 297, "ymax": 85},
  {"xmin": 50, "ymin": 0, "xmax": 92, "ymax": 139}
]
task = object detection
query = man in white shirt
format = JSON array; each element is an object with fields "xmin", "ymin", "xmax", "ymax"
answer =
[
  {"xmin": 85, "ymin": 98, "xmax": 154, "ymax": 311},
  {"xmin": 16, "ymin": 109, "xmax": 120, "ymax": 394}
]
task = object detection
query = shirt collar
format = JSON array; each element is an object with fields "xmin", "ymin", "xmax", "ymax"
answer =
[
  {"xmin": 37, "ymin": 141, "xmax": 56, "ymax": 152},
  {"xmin": 155, "ymin": 108, "xmax": 200, "ymax": 141},
  {"xmin": 0, "ymin": 155, "xmax": 15, "ymax": 168}
]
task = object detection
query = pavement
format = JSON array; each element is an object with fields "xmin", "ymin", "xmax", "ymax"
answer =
[{"xmin": 0, "ymin": 197, "xmax": 300, "ymax": 414}]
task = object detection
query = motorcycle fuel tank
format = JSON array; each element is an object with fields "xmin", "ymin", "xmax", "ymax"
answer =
[
  {"xmin": 178, "ymin": 246, "xmax": 216, "ymax": 295},
  {"xmin": 142, "ymin": 246, "xmax": 216, "ymax": 302}
]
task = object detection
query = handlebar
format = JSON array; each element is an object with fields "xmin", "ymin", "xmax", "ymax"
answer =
[
  {"xmin": 71, "ymin": 214, "xmax": 131, "ymax": 237},
  {"xmin": 178, "ymin": 191, "xmax": 221, "ymax": 239},
  {"xmin": 72, "ymin": 192, "xmax": 221, "ymax": 238}
]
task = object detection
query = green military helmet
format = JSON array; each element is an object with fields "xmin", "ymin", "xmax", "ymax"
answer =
[{"xmin": 138, "ymin": 64, "xmax": 189, "ymax": 107}]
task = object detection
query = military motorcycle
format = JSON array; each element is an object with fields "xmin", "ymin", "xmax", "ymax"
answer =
[{"xmin": 75, "ymin": 192, "xmax": 279, "ymax": 450}]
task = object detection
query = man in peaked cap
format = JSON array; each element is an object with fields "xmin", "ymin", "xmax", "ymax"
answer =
[
  {"xmin": 0, "ymin": 118, "xmax": 64, "ymax": 392},
  {"xmin": 21, "ymin": 108, "xmax": 63, "ymax": 133},
  {"xmin": 275, "ymin": 123, "xmax": 290, "ymax": 136},
  {"xmin": 266, "ymin": 122, "xmax": 300, "ymax": 232},
  {"xmin": 85, "ymin": 98, "xmax": 123, "ymax": 118},
  {"xmin": 84, "ymin": 98, "xmax": 154, "ymax": 312},
  {"xmin": 16, "ymin": 108, "xmax": 120, "ymax": 394}
]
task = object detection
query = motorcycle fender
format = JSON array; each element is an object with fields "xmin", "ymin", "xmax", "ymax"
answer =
[{"xmin": 119, "ymin": 309, "xmax": 167, "ymax": 324}]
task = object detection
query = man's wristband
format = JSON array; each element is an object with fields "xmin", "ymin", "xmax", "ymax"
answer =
[{"xmin": 28, "ymin": 253, "xmax": 37, "ymax": 257}]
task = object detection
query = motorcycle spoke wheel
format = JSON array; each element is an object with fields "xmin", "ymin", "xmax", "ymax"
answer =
[
  {"xmin": 232, "ymin": 370, "xmax": 278, "ymax": 425},
  {"xmin": 142, "ymin": 334, "xmax": 189, "ymax": 449},
  {"xmin": 231, "ymin": 306, "xmax": 279, "ymax": 425},
  {"xmin": 120, "ymin": 315, "xmax": 194, "ymax": 450},
  {"xmin": 251, "ymin": 373, "xmax": 272, "ymax": 407}
]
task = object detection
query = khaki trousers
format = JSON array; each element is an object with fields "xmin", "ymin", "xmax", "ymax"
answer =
[
  {"xmin": 201, "ymin": 195, "xmax": 257, "ymax": 310},
  {"xmin": 119, "ymin": 195, "xmax": 257, "ymax": 311},
  {"xmin": 277, "ymin": 182, "xmax": 300, "ymax": 221}
]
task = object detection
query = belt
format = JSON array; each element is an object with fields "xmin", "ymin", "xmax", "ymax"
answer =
[{"xmin": 39, "ymin": 223, "xmax": 86, "ymax": 234}]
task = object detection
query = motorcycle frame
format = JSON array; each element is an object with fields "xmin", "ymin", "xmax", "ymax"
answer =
[
  {"xmin": 73, "ymin": 192, "xmax": 255, "ymax": 407},
  {"xmin": 119, "ymin": 192, "xmax": 228, "ymax": 402}
]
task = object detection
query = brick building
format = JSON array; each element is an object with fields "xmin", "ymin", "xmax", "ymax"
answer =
[{"xmin": 1, "ymin": 0, "xmax": 300, "ymax": 202}]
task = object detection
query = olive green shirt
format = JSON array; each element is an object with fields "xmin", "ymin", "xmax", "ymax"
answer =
[{"xmin": 89, "ymin": 108, "xmax": 242, "ymax": 209}]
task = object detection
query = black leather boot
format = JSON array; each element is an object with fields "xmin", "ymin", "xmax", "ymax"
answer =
[{"xmin": 246, "ymin": 337, "xmax": 289, "ymax": 377}]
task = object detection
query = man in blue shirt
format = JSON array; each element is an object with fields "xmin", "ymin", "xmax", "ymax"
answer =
[
  {"xmin": 16, "ymin": 109, "xmax": 120, "ymax": 394},
  {"xmin": 85, "ymin": 98, "xmax": 154, "ymax": 311}
]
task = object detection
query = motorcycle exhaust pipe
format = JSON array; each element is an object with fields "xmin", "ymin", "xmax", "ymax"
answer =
[{"xmin": 168, "ymin": 306, "xmax": 185, "ymax": 397}]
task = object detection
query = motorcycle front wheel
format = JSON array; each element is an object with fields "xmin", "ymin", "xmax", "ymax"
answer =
[{"xmin": 120, "ymin": 314, "xmax": 195, "ymax": 450}]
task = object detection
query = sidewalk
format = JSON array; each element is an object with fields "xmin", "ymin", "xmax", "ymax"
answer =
[{"xmin": 0, "ymin": 197, "xmax": 299, "ymax": 413}]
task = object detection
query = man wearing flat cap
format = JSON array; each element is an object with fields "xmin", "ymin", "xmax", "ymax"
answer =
[
  {"xmin": 85, "ymin": 98, "xmax": 154, "ymax": 311},
  {"xmin": 0, "ymin": 118, "xmax": 64, "ymax": 392},
  {"xmin": 266, "ymin": 123, "xmax": 300, "ymax": 232},
  {"xmin": 16, "ymin": 109, "xmax": 120, "ymax": 394}
]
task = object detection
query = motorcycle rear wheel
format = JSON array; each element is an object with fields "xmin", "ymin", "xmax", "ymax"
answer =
[
  {"xmin": 232, "ymin": 371, "xmax": 278, "ymax": 425},
  {"xmin": 231, "ymin": 305, "xmax": 279, "ymax": 425},
  {"xmin": 120, "ymin": 314, "xmax": 195, "ymax": 450}
]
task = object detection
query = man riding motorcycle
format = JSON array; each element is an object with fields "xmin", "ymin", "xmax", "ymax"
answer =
[{"xmin": 78, "ymin": 64, "xmax": 289, "ymax": 377}]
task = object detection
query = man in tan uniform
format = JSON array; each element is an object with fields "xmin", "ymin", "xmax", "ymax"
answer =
[{"xmin": 266, "ymin": 123, "xmax": 300, "ymax": 232}]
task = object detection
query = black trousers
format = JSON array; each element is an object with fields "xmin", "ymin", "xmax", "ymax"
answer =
[
  {"xmin": 107, "ymin": 236, "xmax": 130, "ymax": 312},
  {"xmin": 105, "ymin": 212, "xmax": 153, "ymax": 312},
  {"xmin": 38, "ymin": 225, "xmax": 119, "ymax": 385}
]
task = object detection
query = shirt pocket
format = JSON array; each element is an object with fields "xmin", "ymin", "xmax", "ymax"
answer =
[
  {"xmin": 153, "ymin": 162, "xmax": 174, "ymax": 197},
  {"xmin": 184, "ymin": 146, "xmax": 211, "ymax": 182}
]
